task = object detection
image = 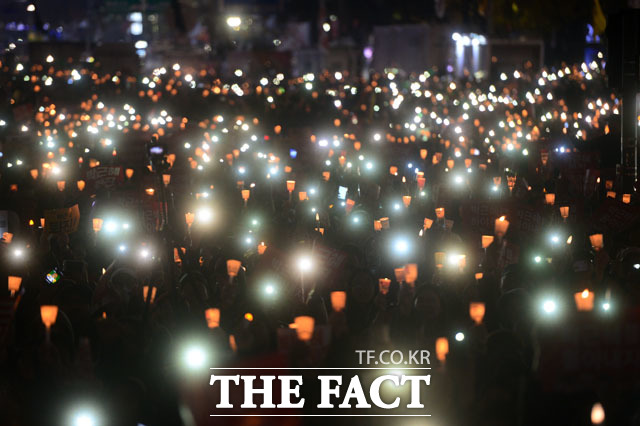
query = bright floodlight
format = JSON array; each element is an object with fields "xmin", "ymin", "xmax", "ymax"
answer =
[
  {"xmin": 72, "ymin": 409, "xmax": 98, "ymax": 426},
  {"xmin": 104, "ymin": 220, "xmax": 117, "ymax": 233},
  {"xmin": 393, "ymin": 237, "xmax": 409, "ymax": 255},
  {"xmin": 183, "ymin": 345, "xmax": 207, "ymax": 370},
  {"xmin": 542, "ymin": 299, "xmax": 557, "ymax": 315},
  {"xmin": 264, "ymin": 283, "xmax": 276, "ymax": 296},
  {"xmin": 196, "ymin": 207, "xmax": 213, "ymax": 224},
  {"xmin": 226, "ymin": 16, "xmax": 242, "ymax": 28},
  {"xmin": 534, "ymin": 255, "xmax": 542, "ymax": 263},
  {"xmin": 297, "ymin": 256, "xmax": 313, "ymax": 272}
]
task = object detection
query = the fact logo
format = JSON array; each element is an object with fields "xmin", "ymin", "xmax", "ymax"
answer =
[{"xmin": 209, "ymin": 369, "xmax": 431, "ymax": 414}]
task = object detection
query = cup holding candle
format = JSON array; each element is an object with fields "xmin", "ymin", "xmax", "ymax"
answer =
[
  {"xmin": 378, "ymin": 278, "xmax": 391, "ymax": 295},
  {"xmin": 293, "ymin": 316, "xmax": 315, "ymax": 341},
  {"xmin": 205, "ymin": 308, "xmax": 221, "ymax": 328},
  {"xmin": 394, "ymin": 267, "xmax": 406, "ymax": 284},
  {"xmin": 379, "ymin": 217, "xmax": 390, "ymax": 229},
  {"xmin": 481, "ymin": 235, "xmax": 494, "ymax": 249},
  {"xmin": 435, "ymin": 337, "xmax": 449, "ymax": 363},
  {"xmin": 589, "ymin": 234, "xmax": 604, "ymax": 251},
  {"xmin": 41, "ymin": 305, "xmax": 58, "ymax": 341},
  {"xmin": 404, "ymin": 263, "xmax": 418, "ymax": 287},
  {"xmin": 330, "ymin": 291, "xmax": 347, "ymax": 312},
  {"xmin": 494, "ymin": 216, "xmax": 509, "ymax": 239},
  {"xmin": 8, "ymin": 276, "xmax": 22, "ymax": 297},
  {"xmin": 226, "ymin": 259, "xmax": 242, "ymax": 283},
  {"xmin": 469, "ymin": 302, "xmax": 486, "ymax": 325},
  {"xmin": 574, "ymin": 289, "xmax": 594, "ymax": 311}
]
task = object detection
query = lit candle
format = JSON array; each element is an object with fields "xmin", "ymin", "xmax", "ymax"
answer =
[
  {"xmin": 205, "ymin": 308, "xmax": 220, "ymax": 328},
  {"xmin": 330, "ymin": 291, "xmax": 347, "ymax": 312},
  {"xmin": 8, "ymin": 276, "xmax": 22, "ymax": 297},
  {"xmin": 574, "ymin": 289, "xmax": 594, "ymax": 311},
  {"xmin": 293, "ymin": 316, "xmax": 315, "ymax": 341},
  {"xmin": 494, "ymin": 216, "xmax": 509, "ymax": 238},
  {"xmin": 378, "ymin": 278, "xmax": 391, "ymax": 295},
  {"xmin": 545, "ymin": 193, "xmax": 555, "ymax": 205},
  {"xmin": 589, "ymin": 233, "xmax": 603, "ymax": 251},
  {"xmin": 469, "ymin": 302, "xmax": 485, "ymax": 325},
  {"xmin": 435, "ymin": 337, "xmax": 449, "ymax": 363}
]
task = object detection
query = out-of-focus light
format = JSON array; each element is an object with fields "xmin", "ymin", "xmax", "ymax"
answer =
[
  {"xmin": 455, "ymin": 332, "xmax": 465, "ymax": 342},
  {"xmin": 542, "ymin": 299, "xmax": 557, "ymax": 315},
  {"xmin": 633, "ymin": 263, "xmax": 640, "ymax": 270},
  {"xmin": 392, "ymin": 237, "xmax": 409, "ymax": 255},
  {"xmin": 226, "ymin": 16, "xmax": 242, "ymax": 28},
  {"xmin": 534, "ymin": 255, "xmax": 542, "ymax": 263},
  {"xmin": 104, "ymin": 221, "xmax": 117, "ymax": 233},
  {"xmin": 322, "ymin": 22, "xmax": 331, "ymax": 32},
  {"xmin": 265, "ymin": 283, "xmax": 276, "ymax": 295},
  {"xmin": 72, "ymin": 409, "xmax": 98, "ymax": 426},
  {"xmin": 139, "ymin": 249, "xmax": 150, "ymax": 259},
  {"xmin": 602, "ymin": 302, "xmax": 611, "ymax": 312},
  {"xmin": 196, "ymin": 207, "xmax": 213, "ymax": 224},
  {"xmin": 27, "ymin": 4, "xmax": 36, "ymax": 12},
  {"xmin": 183, "ymin": 344, "xmax": 207, "ymax": 370},
  {"xmin": 591, "ymin": 402, "xmax": 605, "ymax": 424},
  {"xmin": 297, "ymin": 256, "xmax": 313, "ymax": 272}
]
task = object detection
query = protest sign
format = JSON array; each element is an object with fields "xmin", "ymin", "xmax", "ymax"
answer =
[
  {"xmin": 85, "ymin": 165, "xmax": 124, "ymax": 191},
  {"xmin": 44, "ymin": 204, "xmax": 80, "ymax": 233}
]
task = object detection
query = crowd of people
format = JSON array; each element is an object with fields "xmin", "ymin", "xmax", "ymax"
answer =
[{"xmin": 0, "ymin": 53, "xmax": 639, "ymax": 425}]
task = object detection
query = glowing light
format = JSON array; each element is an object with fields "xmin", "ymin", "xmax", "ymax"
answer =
[
  {"xmin": 183, "ymin": 345, "xmax": 207, "ymax": 370},
  {"xmin": 591, "ymin": 402, "xmax": 605, "ymax": 424},
  {"xmin": 196, "ymin": 207, "xmax": 213, "ymax": 223},
  {"xmin": 393, "ymin": 237, "xmax": 409, "ymax": 255},
  {"xmin": 542, "ymin": 299, "xmax": 557, "ymax": 315},
  {"xmin": 72, "ymin": 410, "xmax": 97, "ymax": 426},
  {"xmin": 226, "ymin": 16, "xmax": 242, "ymax": 28},
  {"xmin": 297, "ymin": 256, "xmax": 313, "ymax": 272},
  {"xmin": 455, "ymin": 332, "xmax": 465, "ymax": 342}
]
